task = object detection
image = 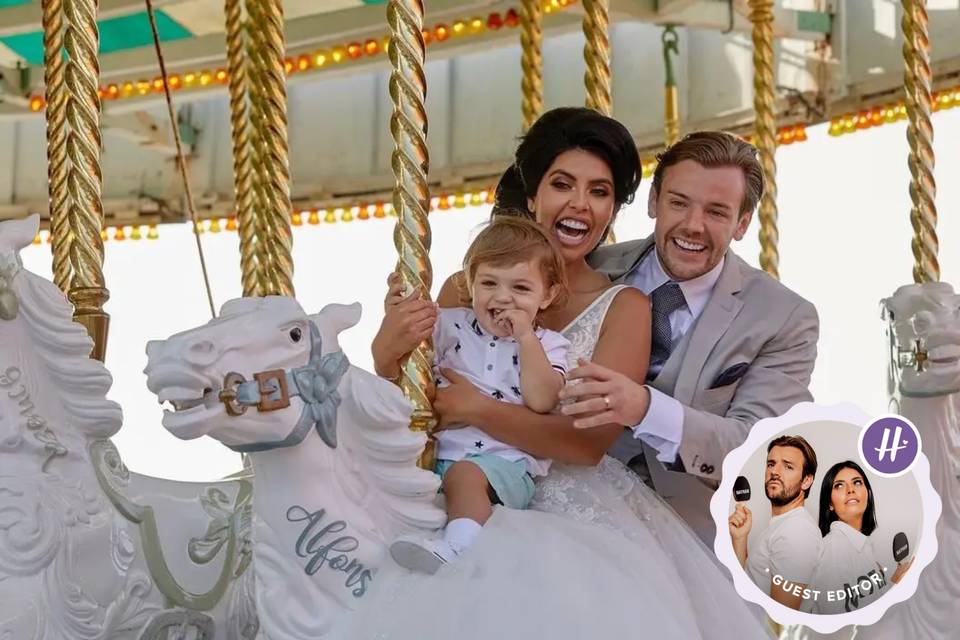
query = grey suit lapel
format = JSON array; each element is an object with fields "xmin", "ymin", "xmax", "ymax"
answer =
[
  {"xmin": 672, "ymin": 253, "xmax": 745, "ymax": 404},
  {"xmin": 590, "ymin": 236, "xmax": 655, "ymax": 282}
]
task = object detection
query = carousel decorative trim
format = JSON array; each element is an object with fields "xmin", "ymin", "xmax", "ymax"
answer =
[{"xmin": 27, "ymin": 0, "xmax": 579, "ymax": 112}]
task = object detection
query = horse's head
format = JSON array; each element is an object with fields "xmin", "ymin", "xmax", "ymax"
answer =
[
  {"xmin": 145, "ymin": 296, "xmax": 354, "ymax": 452},
  {"xmin": 882, "ymin": 282, "xmax": 960, "ymax": 397}
]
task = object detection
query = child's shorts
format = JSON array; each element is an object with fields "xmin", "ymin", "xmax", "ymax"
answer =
[{"xmin": 436, "ymin": 455, "xmax": 535, "ymax": 509}]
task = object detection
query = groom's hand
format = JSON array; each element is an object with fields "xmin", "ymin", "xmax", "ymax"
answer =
[{"xmin": 559, "ymin": 358, "xmax": 651, "ymax": 428}]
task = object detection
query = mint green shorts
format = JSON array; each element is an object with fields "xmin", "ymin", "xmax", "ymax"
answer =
[{"xmin": 436, "ymin": 455, "xmax": 536, "ymax": 510}]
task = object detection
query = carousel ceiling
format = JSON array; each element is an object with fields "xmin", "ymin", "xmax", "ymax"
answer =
[{"xmin": 0, "ymin": 1, "xmax": 959, "ymax": 227}]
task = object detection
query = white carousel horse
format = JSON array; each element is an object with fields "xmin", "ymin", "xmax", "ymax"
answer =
[
  {"xmin": 782, "ymin": 282, "xmax": 960, "ymax": 640},
  {"xmin": 143, "ymin": 293, "xmax": 446, "ymax": 639},
  {"xmin": 0, "ymin": 215, "xmax": 257, "ymax": 639}
]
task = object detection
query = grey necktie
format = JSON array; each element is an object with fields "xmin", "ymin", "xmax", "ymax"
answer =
[{"xmin": 647, "ymin": 281, "xmax": 686, "ymax": 382}]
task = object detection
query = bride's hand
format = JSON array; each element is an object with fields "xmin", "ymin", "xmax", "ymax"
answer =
[
  {"xmin": 372, "ymin": 276, "xmax": 438, "ymax": 368},
  {"xmin": 384, "ymin": 272, "xmax": 411, "ymax": 311},
  {"xmin": 433, "ymin": 368, "xmax": 491, "ymax": 430},
  {"xmin": 560, "ymin": 358, "xmax": 651, "ymax": 428}
]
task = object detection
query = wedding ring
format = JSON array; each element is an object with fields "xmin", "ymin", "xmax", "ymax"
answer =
[{"xmin": 603, "ymin": 395, "xmax": 611, "ymax": 409}]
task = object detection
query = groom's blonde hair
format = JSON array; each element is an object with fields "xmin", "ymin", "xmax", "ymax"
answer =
[
  {"xmin": 652, "ymin": 131, "xmax": 764, "ymax": 217},
  {"xmin": 457, "ymin": 217, "xmax": 569, "ymax": 313}
]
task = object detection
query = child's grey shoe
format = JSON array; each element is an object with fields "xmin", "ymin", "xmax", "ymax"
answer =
[{"xmin": 390, "ymin": 536, "xmax": 458, "ymax": 575}]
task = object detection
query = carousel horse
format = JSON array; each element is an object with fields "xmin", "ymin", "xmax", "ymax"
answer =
[
  {"xmin": 782, "ymin": 283, "xmax": 960, "ymax": 640},
  {"xmin": 0, "ymin": 215, "xmax": 258, "ymax": 638},
  {"xmin": 143, "ymin": 293, "xmax": 446, "ymax": 638}
]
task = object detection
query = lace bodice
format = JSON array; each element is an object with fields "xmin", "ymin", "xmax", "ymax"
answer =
[
  {"xmin": 531, "ymin": 284, "xmax": 661, "ymax": 536},
  {"xmin": 560, "ymin": 284, "xmax": 629, "ymax": 368}
]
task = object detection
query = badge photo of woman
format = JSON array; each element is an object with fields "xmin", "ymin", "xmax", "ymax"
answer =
[{"xmin": 803, "ymin": 460, "xmax": 915, "ymax": 615}]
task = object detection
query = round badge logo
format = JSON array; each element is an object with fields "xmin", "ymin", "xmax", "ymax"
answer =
[
  {"xmin": 710, "ymin": 403, "xmax": 941, "ymax": 634},
  {"xmin": 858, "ymin": 414, "xmax": 922, "ymax": 478}
]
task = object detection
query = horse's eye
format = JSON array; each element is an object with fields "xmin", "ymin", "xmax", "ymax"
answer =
[{"xmin": 290, "ymin": 327, "xmax": 303, "ymax": 343}]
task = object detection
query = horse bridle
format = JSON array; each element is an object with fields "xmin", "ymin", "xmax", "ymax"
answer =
[{"xmin": 215, "ymin": 322, "xmax": 350, "ymax": 451}]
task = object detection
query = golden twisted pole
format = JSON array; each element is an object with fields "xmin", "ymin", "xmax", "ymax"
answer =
[
  {"xmin": 520, "ymin": 0, "xmax": 543, "ymax": 132},
  {"xmin": 243, "ymin": 16, "xmax": 279, "ymax": 296},
  {"xmin": 62, "ymin": 0, "xmax": 108, "ymax": 360},
  {"xmin": 245, "ymin": 0, "xmax": 294, "ymax": 297},
  {"xmin": 42, "ymin": 0, "xmax": 72, "ymax": 294},
  {"xmin": 749, "ymin": 0, "xmax": 780, "ymax": 280},
  {"xmin": 582, "ymin": 0, "xmax": 612, "ymax": 117},
  {"xmin": 901, "ymin": 0, "xmax": 939, "ymax": 283},
  {"xmin": 582, "ymin": 0, "xmax": 615, "ymax": 242},
  {"xmin": 387, "ymin": 0, "xmax": 435, "ymax": 465},
  {"xmin": 225, "ymin": 0, "xmax": 261, "ymax": 297}
]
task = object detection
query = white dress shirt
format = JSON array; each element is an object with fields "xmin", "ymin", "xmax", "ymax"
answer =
[
  {"xmin": 433, "ymin": 308, "xmax": 570, "ymax": 476},
  {"xmin": 619, "ymin": 249, "xmax": 725, "ymax": 462}
]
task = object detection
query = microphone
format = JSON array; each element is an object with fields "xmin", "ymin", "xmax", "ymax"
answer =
[
  {"xmin": 733, "ymin": 476, "xmax": 751, "ymax": 502},
  {"xmin": 893, "ymin": 532, "xmax": 910, "ymax": 562}
]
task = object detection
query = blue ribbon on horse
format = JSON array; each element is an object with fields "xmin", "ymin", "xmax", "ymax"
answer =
[{"xmin": 230, "ymin": 322, "xmax": 349, "ymax": 452}]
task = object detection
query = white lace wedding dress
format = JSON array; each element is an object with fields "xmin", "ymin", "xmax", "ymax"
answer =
[{"xmin": 336, "ymin": 286, "xmax": 772, "ymax": 640}]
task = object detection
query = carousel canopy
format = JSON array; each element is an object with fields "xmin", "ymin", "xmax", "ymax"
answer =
[{"xmin": 0, "ymin": 0, "xmax": 958, "ymax": 227}]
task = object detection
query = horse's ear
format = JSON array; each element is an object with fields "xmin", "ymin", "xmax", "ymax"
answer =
[
  {"xmin": 0, "ymin": 213, "xmax": 40, "ymax": 255},
  {"xmin": 309, "ymin": 302, "xmax": 362, "ymax": 352}
]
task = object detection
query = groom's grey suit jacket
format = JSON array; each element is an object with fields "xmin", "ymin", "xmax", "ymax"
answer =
[{"xmin": 588, "ymin": 236, "xmax": 819, "ymax": 542}]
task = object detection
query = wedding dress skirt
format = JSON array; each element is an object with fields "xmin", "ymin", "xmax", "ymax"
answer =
[{"xmin": 334, "ymin": 458, "xmax": 773, "ymax": 640}]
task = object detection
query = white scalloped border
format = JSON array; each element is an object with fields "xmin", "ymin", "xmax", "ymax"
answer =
[{"xmin": 709, "ymin": 401, "xmax": 943, "ymax": 633}]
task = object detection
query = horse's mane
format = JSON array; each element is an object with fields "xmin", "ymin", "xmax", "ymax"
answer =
[
  {"xmin": 5, "ymin": 249, "xmax": 122, "ymax": 441},
  {"xmin": 334, "ymin": 366, "xmax": 446, "ymax": 536}
]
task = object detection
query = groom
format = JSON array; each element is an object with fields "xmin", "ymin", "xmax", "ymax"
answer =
[{"xmin": 561, "ymin": 131, "xmax": 819, "ymax": 543}]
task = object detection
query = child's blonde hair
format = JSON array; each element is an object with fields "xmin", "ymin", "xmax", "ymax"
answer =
[{"xmin": 457, "ymin": 217, "xmax": 569, "ymax": 313}]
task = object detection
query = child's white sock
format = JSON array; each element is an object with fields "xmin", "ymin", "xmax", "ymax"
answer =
[{"xmin": 443, "ymin": 517, "xmax": 482, "ymax": 554}]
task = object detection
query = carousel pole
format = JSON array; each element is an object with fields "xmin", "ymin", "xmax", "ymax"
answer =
[
  {"xmin": 901, "ymin": 0, "xmax": 939, "ymax": 283},
  {"xmin": 387, "ymin": 0, "xmax": 436, "ymax": 467},
  {"xmin": 245, "ymin": 0, "xmax": 294, "ymax": 297},
  {"xmin": 244, "ymin": 14, "xmax": 279, "ymax": 297},
  {"xmin": 748, "ymin": 0, "xmax": 780, "ymax": 281},
  {"xmin": 42, "ymin": 0, "xmax": 71, "ymax": 295},
  {"xmin": 520, "ymin": 0, "xmax": 544, "ymax": 133},
  {"xmin": 582, "ymin": 0, "xmax": 612, "ymax": 116},
  {"xmin": 62, "ymin": 0, "xmax": 109, "ymax": 360},
  {"xmin": 225, "ymin": 0, "xmax": 262, "ymax": 297},
  {"xmin": 582, "ymin": 0, "xmax": 615, "ymax": 242},
  {"xmin": 662, "ymin": 26, "xmax": 680, "ymax": 147}
]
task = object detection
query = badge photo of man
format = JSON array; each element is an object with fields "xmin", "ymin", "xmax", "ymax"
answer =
[{"xmin": 728, "ymin": 435, "xmax": 822, "ymax": 611}]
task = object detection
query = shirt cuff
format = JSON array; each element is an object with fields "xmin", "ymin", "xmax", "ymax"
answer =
[{"xmin": 630, "ymin": 386, "xmax": 684, "ymax": 463}]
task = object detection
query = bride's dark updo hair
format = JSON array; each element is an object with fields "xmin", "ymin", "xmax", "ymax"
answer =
[{"xmin": 492, "ymin": 107, "xmax": 641, "ymax": 219}]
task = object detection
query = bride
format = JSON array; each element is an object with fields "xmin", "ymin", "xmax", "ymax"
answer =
[{"xmin": 354, "ymin": 107, "xmax": 772, "ymax": 639}]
